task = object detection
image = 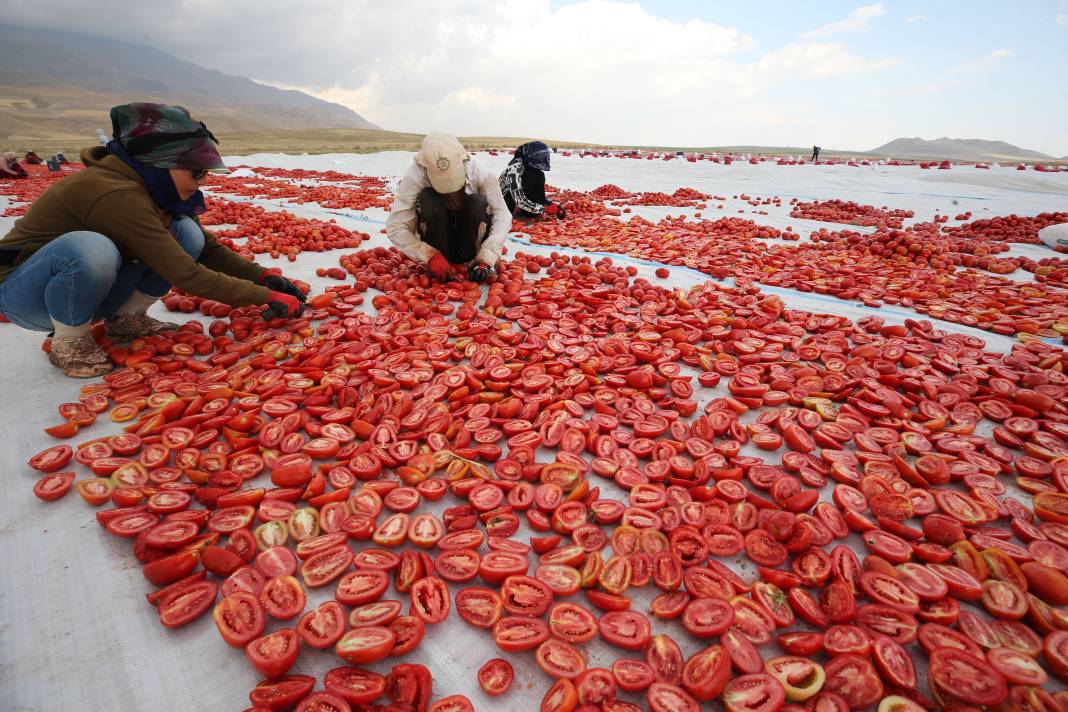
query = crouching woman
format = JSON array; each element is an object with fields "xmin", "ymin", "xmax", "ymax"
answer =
[{"xmin": 0, "ymin": 103, "xmax": 304, "ymax": 377}]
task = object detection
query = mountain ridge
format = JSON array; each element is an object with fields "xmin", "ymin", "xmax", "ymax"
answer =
[
  {"xmin": 0, "ymin": 23, "xmax": 379, "ymax": 146},
  {"xmin": 869, "ymin": 137, "xmax": 1053, "ymax": 161}
]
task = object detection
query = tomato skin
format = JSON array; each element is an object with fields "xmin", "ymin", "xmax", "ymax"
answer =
[
  {"xmin": 324, "ymin": 666, "xmax": 386, "ymax": 705},
  {"xmin": 428, "ymin": 694, "xmax": 473, "ymax": 712},
  {"xmin": 214, "ymin": 592, "xmax": 266, "ymax": 647},
  {"xmin": 335, "ymin": 569, "xmax": 389, "ymax": 606},
  {"xmin": 1021, "ymin": 561, "xmax": 1068, "ymax": 606},
  {"xmin": 871, "ymin": 634, "xmax": 916, "ymax": 689},
  {"xmin": 295, "ymin": 691, "xmax": 351, "ymax": 712},
  {"xmin": 296, "ymin": 600, "xmax": 346, "ymax": 649},
  {"xmin": 33, "ymin": 471, "xmax": 75, "ymax": 501},
  {"xmin": 143, "ymin": 549, "xmax": 200, "ymax": 586},
  {"xmin": 598, "ymin": 610, "xmax": 651, "ymax": 650},
  {"xmin": 1043, "ymin": 630, "xmax": 1068, "ymax": 680},
  {"xmin": 822, "ymin": 653, "xmax": 884, "ymax": 709},
  {"xmin": 387, "ymin": 614, "xmax": 425, "ymax": 656},
  {"xmin": 158, "ymin": 580, "xmax": 217, "ymax": 628},
  {"xmin": 541, "ymin": 677, "xmax": 578, "ymax": 712},
  {"xmin": 249, "ymin": 675, "xmax": 316, "ymax": 710},
  {"xmin": 777, "ymin": 631, "xmax": 823, "ymax": 656},
  {"xmin": 549, "ymin": 602, "xmax": 598, "ymax": 644},
  {"xmin": 29, "ymin": 444, "xmax": 73, "ymax": 473},
  {"xmin": 202, "ymin": 545, "xmax": 244, "ymax": 577},
  {"xmin": 387, "ymin": 663, "xmax": 432, "ymax": 712},
  {"xmin": 680, "ymin": 644, "xmax": 730, "ymax": 700},
  {"xmin": 245, "ymin": 628, "xmax": 300, "ymax": 678},
  {"xmin": 612, "ymin": 658, "xmax": 656, "ymax": 693},
  {"xmin": 647, "ymin": 681, "xmax": 700, "ymax": 712},
  {"xmin": 764, "ymin": 656, "xmax": 824, "ymax": 702},
  {"xmin": 455, "ymin": 587, "xmax": 503, "ymax": 628},
  {"xmin": 335, "ymin": 625, "xmax": 395, "ymax": 664},
  {"xmin": 494, "ymin": 615, "xmax": 550, "ymax": 652},
  {"xmin": 536, "ymin": 638, "xmax": 588, "ymax": 679},
  {"xmin": 928, "ymin": 648, "xmax": 1007, "ymax": 706},
  {"xmin": 410, "ymin": 575, "xmax": 450, "ymax": 624},
  {"xmin": 478, "ymin": 658, "xmax": 514, "ymax": 696},
  {"xmin": 681, "ymin": 597, "xmax": 733, "ymax": 638},
  {"xmin": 260, "ymin": 575, "xmax": 307, "ymax": 620},
  {"xmin": 722, "ymin": 673, "xmax": 785, "ymax": 712}
]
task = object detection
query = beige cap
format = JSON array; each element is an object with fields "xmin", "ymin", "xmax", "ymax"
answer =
[{"xmin": 416, "ymin": 131, "xmax": 468, "ymax": 194}]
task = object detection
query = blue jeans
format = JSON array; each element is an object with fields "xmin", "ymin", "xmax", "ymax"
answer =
[{"xmin": 0, "ymin": 216, "xmax": 204, "ymax": 331}]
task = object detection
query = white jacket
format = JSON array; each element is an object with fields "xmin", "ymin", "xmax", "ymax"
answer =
[{"xmin": 386, "ymin": 156, "xmax": 511, "ymax": 266}]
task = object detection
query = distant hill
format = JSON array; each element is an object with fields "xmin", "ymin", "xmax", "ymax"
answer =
[
  {"xmin": 870, "ymin": 137, "xmax": 1053, "ymax": 162},
  {"xmin": 0, "ymin": 24, "xmax": 379, "ymax": 149}
]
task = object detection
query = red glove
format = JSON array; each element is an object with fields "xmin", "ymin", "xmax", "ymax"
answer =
[
  {"xmin": 543, "ymin": 203, "xmax": 560, "ymax": 217},
  {"xmin": 427, "ymin": 250, "xmax": 450, "ymax": 280},
  {"xmin": 262, "ymin": 290, "xmax": 304, "ymax": 319}
]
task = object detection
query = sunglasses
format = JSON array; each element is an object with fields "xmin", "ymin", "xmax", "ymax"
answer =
[{"xmin": 191, "ymin": 168, "xmax": 208, "ymax": 181}]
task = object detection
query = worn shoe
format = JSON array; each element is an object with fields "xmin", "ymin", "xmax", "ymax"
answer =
[
  {"xmin": 49, "ymin": 334, "xmax": 113, "ymax": 378},
  {"xmin": 105, "ymin": 313, "xmax": 180, "ymax": 341}
]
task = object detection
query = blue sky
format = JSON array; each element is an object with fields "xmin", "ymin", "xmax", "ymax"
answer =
[{"xmin": 8, "ymin": 1, "xmax": 1068, "ymax": 154}]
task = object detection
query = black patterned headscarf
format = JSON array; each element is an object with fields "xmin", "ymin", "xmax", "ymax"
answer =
[{"xmin": 515, "ymin": 141, "xmax": 551, "ymax": 171}]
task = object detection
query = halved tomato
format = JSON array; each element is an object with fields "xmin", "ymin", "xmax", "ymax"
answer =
[
  {"xmin": 245, "ymin": 628, "xmax": 300, "ymax": 678},
  {"xmin": 213, "ymin": 592, "xmax": 265, "ymax": 647},
  {"xmin": 297, "ymin": 600, "xmax": 346, "ymax": 649}
]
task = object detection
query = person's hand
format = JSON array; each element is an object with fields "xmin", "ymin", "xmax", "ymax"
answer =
[
  {"xmin": 467, "ymin": 260, "xmax": 493, "ymax": 283},
  {"xmin": 259, "ymin": 271, "xmax": 307, "ymax": 302},
  {"xmin": 427, "ymin": 250, "xmax": 451, "ymax": 281},
  {"xmin": 261, "ymin": 290, "xmax": 304, "ymax": 320},
  {"xmin": 543, "ymin": 203, "xmax": 560, "ymax": 218}
]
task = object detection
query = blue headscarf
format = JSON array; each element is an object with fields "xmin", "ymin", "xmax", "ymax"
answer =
[
  {"xmin": 106, "ymin": 140, "xmax": 206, "ymax": 217},
  {"xmin": 515, "ymin": 141, "xmax": 551, "ymax": 172}
]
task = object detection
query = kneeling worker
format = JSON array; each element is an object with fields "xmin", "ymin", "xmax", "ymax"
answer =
[
  {"xmin": 386, "ymin": 132, "xmax": 510, "ymax": 283},
  {"xmin": 0, "ymin": 102, "xmax": 305, "ymax": 377},
  {"xmin": 1, "ymin": 151, "xmax": 28, "ymax": 178},
  {"xmin": 499, "ymin": 141, "xmax": 565, "ymax": 220}
]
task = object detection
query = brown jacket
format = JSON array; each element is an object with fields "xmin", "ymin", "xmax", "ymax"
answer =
[{"xmin": 0, "ymin": 147, "xmax": 271, "ymax": 306}]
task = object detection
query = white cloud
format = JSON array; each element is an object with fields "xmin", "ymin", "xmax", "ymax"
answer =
[
  {"xmin": 952, "ymin": 49, "xmax": 1015, "ymax": 73},
  {"xmin": 803, "ymin": 4, "xmax": 886, "ymax": 39},
  {"xmin": 1059, "ymin": 13, "xmax": 1068, "ymax": 25},
  {"xmin": 0, "ymin": 0, "xmax": 910, "ymax": 147},
  {"xmin": 905, "ymin": 15, "xmax": 925, "ymax": 23},
  {"xmin": 753, "ymin": 42, "xmax": 902, "ymax": 79}
]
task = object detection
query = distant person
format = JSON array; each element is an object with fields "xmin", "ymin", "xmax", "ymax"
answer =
[
  {"xmin": 498, "ymin": 141, "xmax": 566, "ymax": 220},
  {"xmin": 24, "ymin": 150, "xmax": 43, "ymax": 165},
  {"xmin": 386, "ymin": 131, "xmax": 510, "ymax": 283},
  {"xmin": 0, "ymin": 102, "xmax": 305, "ymax": 377},
  {"xmin": 811, "ymin": 146, "xmax": 821, "ymax": 162},
  {"xmin": 1, "ymin": 152, "xmax": 28, "ymax": 179}
]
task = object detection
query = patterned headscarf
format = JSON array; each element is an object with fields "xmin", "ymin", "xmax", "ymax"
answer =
[
  {"xmin": 109, "ymin": 102, "xmax": 225, "ymax": 170},
  {"xmin": 515, "ymin": 141, "xmax": 551, "ymax": 172}
]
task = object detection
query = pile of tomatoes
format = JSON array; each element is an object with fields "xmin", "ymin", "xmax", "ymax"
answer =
[
  {"xmin": 24, "ymin": 234, "xmax": 1068, "ymax": 711},
  {"xmin": 614, "ymin": 189, "xmax": 711, "ymax": 209},
  {"xmin": 200, "ymin": 197, "xmax": 371, "ymax": 261},
  {"xmin": 523, "ymin": 208, "xmax": 1068, "ymax": 342},
  {"xmin": 205, "ymin": 170, "xmax": 394, "ymax": 213},
  {"xmin": 789, "ymin": 200, "xmax": 915, "ymax": 230},
  {"xmin": 810, "ymin": 224, "xmax": 1016, "ymax": 271},
  {"xmin": 0, "ymin": 162, "xmax": 81, "ymax": 216},
  {"xmin": 943, "ymin": 213, "xmax": 1068, "ymax": 248}
]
